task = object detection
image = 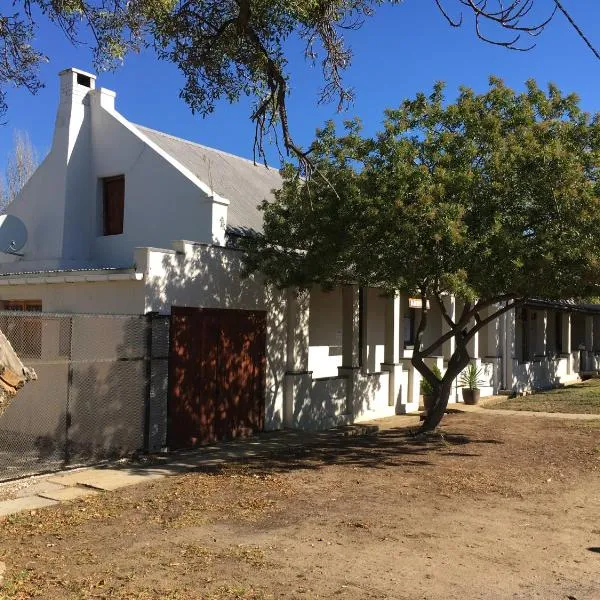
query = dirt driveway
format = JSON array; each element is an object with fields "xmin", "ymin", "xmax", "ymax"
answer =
[{"xmin": 1, "ymin": 412, "xmax": 599, "ymax": 600}]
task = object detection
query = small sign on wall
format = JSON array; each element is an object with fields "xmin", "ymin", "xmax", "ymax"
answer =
[{"xmin": 408, "ymin": 297, "xmax": 430, "ymax": 309}]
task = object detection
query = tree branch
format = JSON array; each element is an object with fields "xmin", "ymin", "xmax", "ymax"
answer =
[
  {"xmin": 233, "ymin": 0, "xmax": 313, "ymax": 171},
  {"xmin": 433, "ymin": 292, "xmax": 456, "ymax": 330},
  {"xmin": 433, "ymin": 0, "xmax": 599, "ymax": 57},
  {"xmin": 466, "ymin": 298, "xmax": 524, "ymax": 340},
  {"xmin": 553, "ymin": 0, "xmax": 600, "ymax": 60},
  {"xmin": 419, "ymin": 295, "xmax": 523, "ymax": 357}
]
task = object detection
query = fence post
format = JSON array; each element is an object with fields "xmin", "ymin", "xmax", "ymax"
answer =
[
  {"xmin": 143, "ymin": 312, "xmax": 158, "ymax": 453},
  {"xmin": 64, "ymin": 315, "xmax": 74, "ymax": 465}
]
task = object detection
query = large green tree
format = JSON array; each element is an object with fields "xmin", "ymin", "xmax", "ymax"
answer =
[
  {"xmin": 242, "ymin": 78, "xmax": 600, "ymax": 431},
  {"xmin": 1, "ymin": 2, "xmax": 598, "ymax": 164}
]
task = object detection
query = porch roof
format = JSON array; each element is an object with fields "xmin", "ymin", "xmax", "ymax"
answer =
[
  {"xmin": 0, "ymin": 266, "xmax": 143, "ymax": 285},
  {"xmin": 526, "ymin": 298, "xmax": 600, "ymax": 314}
]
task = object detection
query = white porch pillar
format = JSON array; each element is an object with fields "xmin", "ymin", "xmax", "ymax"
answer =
[
  {"xmin": 341, "ymin": 285, "xmax": 361, "ymax": 369},
  {"xmin": 442, "ymin": 295, "xmax": 456, "ymax": 361},
  {"xmin": 405, "ymin": 364, "xmax": 421, "ymax": 410},
  {"xmin": 398, "ymin": 294, "xmax": 408, "ymax": 358},
  {"xmin": 286, "ymin": 289, "xmax": 309, "ymax": 372},
  {"xmin": 467, "ymin": 326, "xmax": 479, "ymax": 360},
  {"xmin": 283, "ymin": 288, "xmax": 311, "ymax": 427},
  {"xmin": 384, "ymin": 293, "xmax": 401, "ymax": 365},
  {"xmin": 339, "ymin": 285, "xmax": 362, "ymax": 415},
  {"xmin": 562, "ymin": 312, "xmax": 572, "ymax": 375},
  {"xmin": 382, "ymin": 293, "xmax": 403, "ymax": 409},
  {"xmin": 360, "ymin": 288, "xmax": 369, "ymax": 372},
  {"xmin": 487, "ymin": 306, "xmax": 502, "ymax": 358},
  {"xmin": 503, "ymin": 308, "xmax": 516, "ymax": 391},
  {"xmin": 538, "ymin": 310, "xmax": 548, "ymax": 357}
]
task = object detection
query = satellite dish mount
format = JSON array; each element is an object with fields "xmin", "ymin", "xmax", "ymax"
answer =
[{"xmin": 0, "ymin": 215, "xmax": 28, "ymax": 257}]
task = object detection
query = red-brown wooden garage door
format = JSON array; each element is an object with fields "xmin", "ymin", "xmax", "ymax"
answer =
[{"xmin": 168, "ymin": 307, "xmax": 266, "ymax": 449}]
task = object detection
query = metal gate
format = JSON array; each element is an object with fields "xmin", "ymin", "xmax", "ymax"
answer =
[{"xmin": 168, "ymin": 307, "xmax": 266, "ymax": 449}]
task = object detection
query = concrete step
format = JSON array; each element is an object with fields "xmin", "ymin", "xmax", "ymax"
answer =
[{"xmin": 0, "ymin": 495, "xmax": 58, "ymax": 517}]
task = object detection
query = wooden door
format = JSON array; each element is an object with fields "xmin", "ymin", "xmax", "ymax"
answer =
[{"xmin": 168, "ymin": 307, "xmax": 266, "ymax": 449}]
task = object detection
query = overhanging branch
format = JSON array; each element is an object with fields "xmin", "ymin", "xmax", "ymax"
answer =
[{"xmin": 433, "ymin": 0, "xmax": 599, "ymax": 57}]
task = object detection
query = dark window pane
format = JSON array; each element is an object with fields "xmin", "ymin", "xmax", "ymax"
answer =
[{"xmin": 103, "ymin": 176, "xmax": 125, "ymax": 236}]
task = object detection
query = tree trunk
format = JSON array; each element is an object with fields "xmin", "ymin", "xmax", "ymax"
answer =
[
  {"xmin": 414, "ymin": 344, "xmax": 470, "ymax": 432},
  {"xmin": 410, "ymin": 293, "xmax": 518, "ymax": 432},
  {"xmin": 419, "ymin": 379, "xmax": 453, "ymax": 432}
]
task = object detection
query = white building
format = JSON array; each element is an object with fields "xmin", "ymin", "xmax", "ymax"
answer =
[{"xmin": 0, "ymin": 68, "xmax": 597, "ymax": 444}]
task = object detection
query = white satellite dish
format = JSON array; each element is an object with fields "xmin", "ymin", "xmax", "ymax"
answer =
[{"xmin": 0, "ymin": 215, "xmax": 28, "ymax": 256}]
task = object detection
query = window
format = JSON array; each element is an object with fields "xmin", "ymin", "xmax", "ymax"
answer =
[
  {"xmin": 3, "ymin": 301, "xmax": 42, "ymax": 312},
  {"xmin": 0, "ymin": 301, "xmax": 42, "ymax": 358},
  {"xmin": 103, "ymin": 175, "xmax": 125, "ymax": 236}
]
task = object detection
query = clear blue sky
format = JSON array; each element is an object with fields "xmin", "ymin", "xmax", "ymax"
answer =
[{"xmin": 1, "ymin": 0, "xmax": 599, "ymax": 167}]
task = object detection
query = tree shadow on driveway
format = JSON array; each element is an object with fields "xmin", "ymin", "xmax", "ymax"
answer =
[{"xmin": 118, "ymin": 424, "xmax": 506, "ymax": 481}]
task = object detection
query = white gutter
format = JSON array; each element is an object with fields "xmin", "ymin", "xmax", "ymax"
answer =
[{"xmin": 0, "ymin": 273, "xmax": 144, "ymax": 286}]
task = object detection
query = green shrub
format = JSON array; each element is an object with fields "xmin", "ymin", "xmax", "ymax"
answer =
[
  {"xmin": 420, "ymin": 364, "xmax": 442, "ymax": 396},
  {"xmin": 458, "ymin": 363, "xmax": 485, "ymax": 390}
]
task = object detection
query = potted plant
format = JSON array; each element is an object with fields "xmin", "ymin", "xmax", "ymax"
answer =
[
  {"xmin": 420, "ymin": 364, "xmax": 442, "ymax": 412},
  {"xmin": 458, "ymin": 363, "xmax": 485, "ymax": 405}
]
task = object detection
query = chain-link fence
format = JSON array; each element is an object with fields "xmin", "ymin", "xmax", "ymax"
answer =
[{"xmin": 0, "ymin": 312, "xmax": 169, "ymax": 482}]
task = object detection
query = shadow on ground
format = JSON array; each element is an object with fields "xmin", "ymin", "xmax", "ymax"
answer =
[{"xmin": 115, "ymin": 422, "xmax": 505, "ymax": 481}]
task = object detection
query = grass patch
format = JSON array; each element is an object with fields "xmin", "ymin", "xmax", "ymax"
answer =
[{"xmin": 488, "ymin": 379, "xmax": 600, "ymax": 414}]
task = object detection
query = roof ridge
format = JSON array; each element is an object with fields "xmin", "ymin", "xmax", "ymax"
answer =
[{"xmin": 133, "ymin": 124, "xmax": 281, "ymax": 173}]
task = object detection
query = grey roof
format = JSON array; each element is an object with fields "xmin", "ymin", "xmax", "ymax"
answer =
[{"xmin": 136, "ymin": 125, "xmax": 283, "ymax": 233}]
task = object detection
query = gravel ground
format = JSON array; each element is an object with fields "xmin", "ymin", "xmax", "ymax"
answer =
[{"xmin": 0, "ymin": 411, "xmax": 599, "ymax": 600}]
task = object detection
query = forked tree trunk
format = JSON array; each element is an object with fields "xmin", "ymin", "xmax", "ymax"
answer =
[
  {"xmin": 410, "ymin": 292, "xmax": 517, "ymax": 433},
  {"xmin": 414, "ymin": 344, "xmax": 471, "ymax": 433},
  {"xmin": 419, "ymin": 379, "xmax": 454, "ymax": 432}
]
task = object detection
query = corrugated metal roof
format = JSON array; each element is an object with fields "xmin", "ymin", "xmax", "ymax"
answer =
[
  {"xmin": 0, "ymin": 266, "xmax": 134, "ymax": 277},
  {"xmin": 135, "ymin": 125, "xmax": 283, "ymax": 233},
  {"xmin": 527, "ymin": 298, "xmax": 600, "ymax": 313}
]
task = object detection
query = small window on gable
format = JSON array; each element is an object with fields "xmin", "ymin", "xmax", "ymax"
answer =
[{"xmin": 103, "ymin": 175, "xmax": 125, "ymax": 236}]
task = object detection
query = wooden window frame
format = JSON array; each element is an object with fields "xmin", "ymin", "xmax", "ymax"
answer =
[
  {"xmin": 2, "ymin": 300, "xmax": 42, "ymax": 312},
  {"xmin": 102, "ymin": 175, "xmax": 125, "ymax": 236}
]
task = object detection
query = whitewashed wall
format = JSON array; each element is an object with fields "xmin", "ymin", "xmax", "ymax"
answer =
[
  {"xmin": 90, "ymin": 92, "xmax": 226, "ymax": 266},
  {"xmin": 0, "ymin": 69, "xmax": 227, "ymax": 274},
  {"xmin": 0, "ymin": 279, "xmax": 145, "ymax": 314},
  {"xmin": 141, "ymin": 243, "xmax": 287, "ymax": 431},
  {"xmin": 511, "ymin": 355, "xmax": 576, "ymax": 393},
  {"xmin": 0, "ymin": 70, "xmax": 94, "ymax": 269}
]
